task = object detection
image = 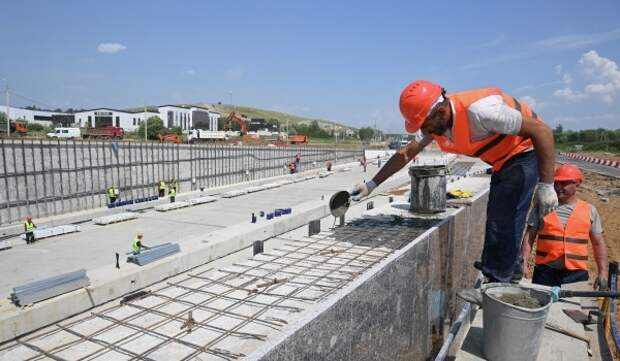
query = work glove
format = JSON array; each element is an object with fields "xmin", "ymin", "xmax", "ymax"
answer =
[
  {"xmin": 349, "ymin": 180, "xmax": 377, "ymax": 201},
  {"xmin": 535, "ymin": 182, "xmax": 558, "ymax": 218},
  {"xmin": 594, "ymin": 276, "xmax": 609, "ymax": 291}
]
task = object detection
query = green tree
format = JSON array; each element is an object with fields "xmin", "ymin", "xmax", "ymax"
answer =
[
  {"xmin": 136, "ymin": 116, "xmax": 167, "ymax": 140},
  {"xmin": 26, "ymin": 123, "xmax": 45, "ymax": 132},
  {"xmin": 0, "ymin": 111, "xmax": 6, "ymax": 122},
  {"xmin": 358, "ymin": 127, "xmax": 375, "ymax": 141}
]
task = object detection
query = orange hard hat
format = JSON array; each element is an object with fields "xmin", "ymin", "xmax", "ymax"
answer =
[
  {"xmin": 399, "ymin": 80, "xmax": 444, "ymax": 133},
  {"xmin": 554, "ymin": 164, "xmax": 583, "ymax": 183}
]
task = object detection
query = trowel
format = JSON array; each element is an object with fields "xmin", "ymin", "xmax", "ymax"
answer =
[{"xmin": 329, "ymin": 190, "xmax": 351, "ymax": 218}]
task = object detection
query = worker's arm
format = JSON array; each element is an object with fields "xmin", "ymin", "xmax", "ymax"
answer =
[
  {"xmin": 590, "ymin": 231, "xmax": 608, "ymax": 282},
  {"xmin": 371, "ymin": 138, "xmax": 432, "ymax": 185},
  {"xmin": 350, "ymin": 138, "xmax": 431, "ymax": 201},
  {"xmin": 517, "ymin": 116, "xmax": 555, "ymax": 183},
  {"xmin": 520, "ymin": 226, "xmax": 538, "ymax": 279}
]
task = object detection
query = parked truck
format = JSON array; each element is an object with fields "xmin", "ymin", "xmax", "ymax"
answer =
[
  {"xmin": 288, "ymin": 134, "xmax": 308, "ymax": 144},
  {"xmin": 188, "ymin": 129, "xmax": 228, "ymax": 143},
  {"xmin": 0, "ymin": 120, "xmax": 28, "ymax": 136},
  {"xmin": 81, "ymin": 126, "xmax": 124, "ymax": 139}
]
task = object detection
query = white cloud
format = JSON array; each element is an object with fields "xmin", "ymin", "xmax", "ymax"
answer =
[
  {"xmin": 462, "ymin": 28, "xmax": 620, "ymax": 70},
  {"xmin": 529, "ymin": 28, "xmax": 620, "ymax": 50},
  {"xmin": 96, "ymin": 43, "xmax": 127, "ymax": 54},
  {"xmin": 553, "ymin": 50, "xmax": 620, "ymax": 103},
  {"xmin": 554, "ymin": 87, "xmax": 587, "ymax": 102},
  {"xmin": 182, "ymin": 69, "xmax": 196, "ymax": 76}
]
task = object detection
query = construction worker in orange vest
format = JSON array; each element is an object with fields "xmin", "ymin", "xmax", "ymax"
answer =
[
  {"xmin": 350, "ymin": 80, "xmax": 557, "ymax": 283},
  {"xmin": 521, "ymin": 164, "xmax": 608, "ymax": 289}
]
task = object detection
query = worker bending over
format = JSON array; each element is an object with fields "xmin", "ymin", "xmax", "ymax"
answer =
[
  {"xmin": 24, "ymin": 215, "xmax": 37, "ymax": 244},
  {"xmin": 132, "ymin": 232, "xmax": 150, "ymax": 255},
  {"xmin": 521, "ymin": 164, "xmax": 608, "ymax": 289},
  {"xmin": 350, "ymin": 80, "xmax": 557, "ymax": 283}
]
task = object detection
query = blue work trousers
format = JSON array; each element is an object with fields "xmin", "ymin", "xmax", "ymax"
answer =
[
  {"xmin": 532, "ymin": 264, "xmax": 589, "ymax": 287},
  {"xmin": 481, "ymin": 151, "xmax": 538, "ymax": 282}
]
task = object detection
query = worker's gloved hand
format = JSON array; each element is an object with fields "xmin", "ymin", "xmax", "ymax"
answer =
[
  {"xmin": 594, "ymin": 276, "xmax": 609, "ymax": 291},
  {"xmin": 550, "ymin": 286, "xmax": 561, "ymax": 302},
  {"xmin": 535, "ymin": 182, "xmax": 558, "ymax": 218},
  {"xmin": 349, "ymin": 180, "xmax": 377, "ymax": 201}
]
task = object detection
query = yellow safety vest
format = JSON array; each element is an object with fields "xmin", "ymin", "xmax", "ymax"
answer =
[
  {"xmin": 170, "ymin": 188, "xmax": 176, "ymax": 197},
  {"xmin": 159, "ymin": 181, "xmax": 166, "ymax": 190},
  {"xmin": 107, "ymin": 187, "xmax": 115, "ymax": 197},
  {"xmin": 25, "ymin": 221, "xmax": 34, "ymax": 232},
  {"xmin": 132, "ymin": 238, "xmax": 141, "ymax": 253}
]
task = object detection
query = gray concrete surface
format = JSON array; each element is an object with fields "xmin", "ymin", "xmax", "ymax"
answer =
[
  {"xmin": 0, "ymin": 159, "xmax": 408, "ymax": 298},
  {"xmin": 0, "ymin": 170, "xmax": 490, "ymax": 360}
]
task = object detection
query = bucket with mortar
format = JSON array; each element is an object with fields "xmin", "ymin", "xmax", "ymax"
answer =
[
  {"xmin": 482, "ymin": 285, "xmax": 552, "ymax": 361},
  {"xmin": 408, "ymin": 165, "xmax": 447, "ymax": 213}
]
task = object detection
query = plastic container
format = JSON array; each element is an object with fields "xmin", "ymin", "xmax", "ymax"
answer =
[{"xmin": 482, "ymin": 285, "xmax": 552, "ymax": 361}]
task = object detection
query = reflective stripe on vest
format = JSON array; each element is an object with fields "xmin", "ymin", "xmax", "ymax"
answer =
[
  {"xmin": 132, "ymin": 239, "xmax": 141, "ymax": 253},
  {"xmin": 25, "ymin": 221, "xmax": 34, "ymax": 232},
  {"xmin": 535, "ymin": 200, "xmax": 591, "ymax": 270},
  {"xmin": 432, "ymin": 87, "xmax": 538, "ymax": 172}
]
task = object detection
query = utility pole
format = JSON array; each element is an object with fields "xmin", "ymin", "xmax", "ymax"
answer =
[
  {"xmin": 5, "ymin": 82, "xmax": 9, "ymax": 136},
  {"xmin": 144, "ymin": 105, "xmax": 148, "ymax": 141}
]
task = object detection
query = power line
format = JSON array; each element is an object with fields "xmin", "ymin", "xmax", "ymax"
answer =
[{"xmin": 9, "ymin": 90, "xmax": 63, "ymax": 111}]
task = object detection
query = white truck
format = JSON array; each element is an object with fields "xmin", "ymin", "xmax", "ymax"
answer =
[
  {"xmin": 47, "ymin": 127, "xmax": 81, "ymax": 139},
  {"xmin": 188, "ymin": 129, "xmax": 228, "ymax": 143}
]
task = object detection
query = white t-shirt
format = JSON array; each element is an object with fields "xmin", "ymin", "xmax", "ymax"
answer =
[{"xmin": 423, "ymin": 94, "xmax": 524, "ymax": 142}]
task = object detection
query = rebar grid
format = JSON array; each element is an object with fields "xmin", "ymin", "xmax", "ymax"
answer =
[{"xmin": 4, "ymin": 217, "xmax": 435, "ymax": 361}]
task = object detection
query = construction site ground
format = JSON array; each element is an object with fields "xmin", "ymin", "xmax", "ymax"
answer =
[
  {"xmin": 0, "ymin": 158, "xmax": 411, "ymax": 298},
  {"xmin": 0, "ymin": 153, "xmax": 490, "ymax": 360}
]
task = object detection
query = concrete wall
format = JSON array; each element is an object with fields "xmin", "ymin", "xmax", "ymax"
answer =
[
  {"xmin": 249, "ymin": 191, "xmax": 488, "ymax": 361},
  {"xmin": 0, "ymin": 139, "xmax": 363, "ymax": 224}
]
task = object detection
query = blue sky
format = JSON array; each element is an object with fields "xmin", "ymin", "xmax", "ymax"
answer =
[{"xmin": 1, "ymin": 0, "xmax": 619, "ymax": 132}]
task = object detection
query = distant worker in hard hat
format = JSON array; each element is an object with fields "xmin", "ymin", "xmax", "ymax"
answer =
[
  {"xmin": 170, "ymin": 178, "xmax": 178, "ymax": 192},
  {"xmin": 521, "ymin": 164, "xmax": 608, "ymax": 289},
  {"xmin": 24, "ymin": 215, "xmax": 37, "ymax": 244},
  {"xmin": 132, "ymin": 232, "xmax": 150, "ymax": 255},
  {"xmin": 350, "ymin": 80, "xmax": 557, "ymax": 283},
  {"xmin": 158, "ymin": 180, "xmax": 166, "ymax": 198}
]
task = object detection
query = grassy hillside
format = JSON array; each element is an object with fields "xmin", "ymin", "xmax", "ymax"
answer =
[{"xmin": 195, "ymin": 103, "xmax": 356, "ymax": 131}]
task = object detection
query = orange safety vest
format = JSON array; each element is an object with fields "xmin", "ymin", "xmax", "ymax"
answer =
[
  {"xmin": 535, "ymin": 200, "xmax": 591, "ymax": 270},
  {"xmin": 433, "ymin": 87, "xmax": 540, "ymax": 172}
]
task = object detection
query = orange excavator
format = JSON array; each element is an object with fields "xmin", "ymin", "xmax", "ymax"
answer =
[
  {"xmin": 158, "ymin": 133, "xmax": 182, "ymax": 144},
  {"xmin": 225, "ymin": 112, "xmax": 248, "ymax": 134}
]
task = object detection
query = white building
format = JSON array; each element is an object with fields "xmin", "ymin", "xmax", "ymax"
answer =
[
  {"xmin": 4, "ymin": 104, "xmax": 222, "ymax": 133},
  {"xmin": 74, "ymin": 108, "xmax": 159, "ymax": 132},
  {"xmin": 3, "ymin": 106, "xmax": 73, "ymax": 126},
  {"xmin": 157, "ymin": 105, "xmax": 221, "ymax": 132}
]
